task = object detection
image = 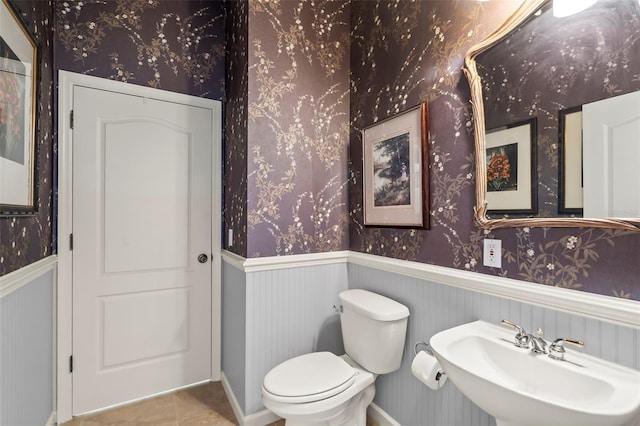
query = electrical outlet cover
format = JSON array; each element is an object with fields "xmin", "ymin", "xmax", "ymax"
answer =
[{"xmin": 483, "ymin": 238, "xmax": 502, "ymax": 268}]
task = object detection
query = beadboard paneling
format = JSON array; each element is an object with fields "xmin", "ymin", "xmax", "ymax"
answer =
[
  {"xmin": 244, "ymin": 262, "xmax": 348, "ymax": 415},
  {"xmin": 221, "ymin": 254, "xmax": 349, "ymax": 416},
  {"xmin": 0, "ymin": 269, "xmax": 55, "ymax": 426},
  {"xmin": 222, "ymin": 251, "xmax": 639, "ymax": 424},
  {"xmin": 222, "ymin": 259, "xmax": 247, "ymax": 412},
  {"xmin": 348, "ymin": 262, "xmax": 640, "ymax": 426}
]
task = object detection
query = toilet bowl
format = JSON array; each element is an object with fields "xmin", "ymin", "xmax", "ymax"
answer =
[
  {"xmin": 261, "ymin": 289, "xmax": 410, "ymax": 426},
  {"xmin": 262, "ymin": 353, "xmax": 375, "ymax": 426}
]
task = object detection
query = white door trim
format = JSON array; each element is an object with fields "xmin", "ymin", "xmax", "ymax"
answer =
[{"xmin": 56, "ymin": 71, "xmax": 222, "ymax": 423}]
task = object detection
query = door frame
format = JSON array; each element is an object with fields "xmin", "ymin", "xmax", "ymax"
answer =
[{"xmin": 56, "ymin": 71, "xmax": 222, "ymax": 423}]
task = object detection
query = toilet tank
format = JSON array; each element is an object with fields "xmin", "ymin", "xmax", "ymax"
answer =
[{"xmin": 339, "ymin": 289, "xmax": 410, "ymax": 374}]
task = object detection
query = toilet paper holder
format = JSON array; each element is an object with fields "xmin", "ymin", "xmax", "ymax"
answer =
[
  {"xmin": 414, "ymin": 341, "xmax": 434, "ymax": 357},
  {"xmin": 414, "ymin": 341, "xmax": 446, "ymax": 381}
]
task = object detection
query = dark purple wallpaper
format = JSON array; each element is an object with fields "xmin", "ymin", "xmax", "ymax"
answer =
[
  {"xmin": 243, "ymin": 0, "xmax": 351, "ymax": 257},
  {"xmin": 55, "ymin": 0, "xmax": 225, "ymax": 100},
  {"xmin": 349, "ymin": 0, "xmax": 640, "ymax": 301},
  {"xmin": 1, "ymin": 1, "xmax": 225, "ymax": 276},
  {"xmin": 0, "ymin": 0, "xmax": 54, "ymax": 276},
  {"xmin": 6, "ymin": 0, "xmax": 638, "ymax": 302},
  {"xmin": 224, "ymin": 0, "xmax": 249, "ymax": 257}
]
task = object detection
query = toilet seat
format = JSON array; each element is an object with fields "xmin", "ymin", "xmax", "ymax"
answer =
[{"xmin": 262, "ymin": 352, "xmax": 356, "ymax": 403}]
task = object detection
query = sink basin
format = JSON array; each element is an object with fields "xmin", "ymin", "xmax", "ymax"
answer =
[{"xmin": 430, "ymin": 320, "xmax": 640, "ymax": 426}]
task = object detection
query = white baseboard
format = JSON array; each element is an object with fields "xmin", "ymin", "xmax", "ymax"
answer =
[
  {"xmin": 220, "ymin": 372, "xmax": 396, "ymax": 426},
  {"xmin": 45, "ymin": 411, "xmax": 56, "ymax": 426},
  {"xmin": 244, "ymin": 408, "xmax": 281, "ymax": 426},
  {"xmin": 221, "ymin": 372, "xmax": 280, "ymax": 426},
  {"xmin": 368, "ymin": 402, "xmax": 401, "ymax": 426}
]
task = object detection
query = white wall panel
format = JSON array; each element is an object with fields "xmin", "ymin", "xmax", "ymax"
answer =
[
  {"xmin": 0, "ymin": 268, "xmax": 54, "ymax": 426},
  {"xmin": 222, "ymin": 259, "xmax": 247, "ymax": 412},
  {"xmin": 222, "ymin": 251, "xmax": 638, "ymax": 425},
  {"xmin": 244, "ymin": 262, "xmax": 348, "ymax": 415}
]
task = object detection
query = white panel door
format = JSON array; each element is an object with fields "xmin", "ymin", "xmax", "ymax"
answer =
[
  {"xmin": 583, "ymin": 91, "xmax": 640, "ymax": 218},
  {"xmin": 72, "ymin": 86, "xmax": 213, "ymax": 414}
]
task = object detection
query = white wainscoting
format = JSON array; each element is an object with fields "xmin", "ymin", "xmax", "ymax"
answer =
[
  {"xmin": 221, "ymin": 250, "xmax": 640, "ymax": 425},
  {"xmin": 347, "ymin": 252, "xmax": 639, "ymax": 329},
  {"xmin": 348, "ymin": 256, "xmax": 640, "ymax": 426},
  {"xmin": 0, "ymin": 256, "xmax": 57, "ymax": 298},
  {"xmin": 0, "ymin": 256, "xmax": 57, "ymax": 426},
  {"xmin": 221, "ymin": 251, "xmax": 349, "ymax": 420}
]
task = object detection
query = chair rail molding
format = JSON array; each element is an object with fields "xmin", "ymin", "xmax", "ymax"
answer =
[
  {"xmin": 347, "ymin": 251, "xmax": 639, "ymax": 329},
  {"xmin": 221, "ymin": 250, "xmax": 639, "ymax": 329},
  {"xmin": 0, "ymin": 255, "xmax": 57, "ymax": 298},
  {"xmin": 222, "ymin": 250, "xmax": 350, "ymax": 273}
]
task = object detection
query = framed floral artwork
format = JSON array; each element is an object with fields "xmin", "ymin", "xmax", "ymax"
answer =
[
  {"xmin": 558, "ymin": 106, "xmax": 583, "ymax": 215},
  {"xmin": 485, "ymin": 117, "xmax": 537, "ymax": 215},
  {"xmin": 362, "ymin": 102, "xmax": 429, "ymax": 228},
  {"xmin": 0, "ymin": 0, "xmax": 39, "ymax": 215}
]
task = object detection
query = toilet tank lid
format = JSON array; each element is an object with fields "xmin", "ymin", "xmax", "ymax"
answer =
[{"xmin": 339, "ymin": 289, "xmax": 409, "ymax": 321}]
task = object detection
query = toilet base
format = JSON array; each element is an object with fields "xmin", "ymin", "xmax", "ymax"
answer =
[{"xmin": 284, "ymin": 383, "xmax": 375, "ymax": 426}]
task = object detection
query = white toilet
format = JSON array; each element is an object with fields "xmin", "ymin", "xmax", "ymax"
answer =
[{"xmin": 262, "ymin": 289, "xmax": 410, "ymax": 426}]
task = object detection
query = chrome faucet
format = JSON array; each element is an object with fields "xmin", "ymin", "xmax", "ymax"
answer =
[
  {"xmin": 549, "ymin": 338, "xmax": 585, "ymax": 361},
  {"xmin": 501, "ymin": 320, "xmax": 585, "ymax": 361},
  {"xmin": 500, "ymin": 319, "xmax": 531, "ymax": 349},
  {"xmin": 501, "ymin": 320, "xmax": 547, "ymax": 354},
  {"xmin": 529, "ymin": 328, "xmax": 547, "ymax": 354}
]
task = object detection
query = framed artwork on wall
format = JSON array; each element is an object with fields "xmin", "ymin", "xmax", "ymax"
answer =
[
  {"xmin": 558, "ymin": 106, "xmax": 583, "ymax": 214},
  {"xmin": 485, "ymin": 117, "xmax": 537, "ymax": 215},
  {"xmin": 0, "ymin": 0, "xmax": 39, "ymax": 216},
  {"xmin": 362, "ymin": 102, "xmax": 429, "ymax": 228}
]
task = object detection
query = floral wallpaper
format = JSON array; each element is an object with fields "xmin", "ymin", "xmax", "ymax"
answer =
[
  {"xmin": 224, "ymin": 0, "xmax": 249, "ymax": 256},
  {"xmin": 230, "ymin": 0, "xmax": 351, "ymax": 258},
  {"xmin": 0, "ymin": 0, "xmax": 54, "ymax": 276},
  {"xmin": 477, "ymin": 0, "xmax": 640, "ymax": 218},
  {"xmin": 6, "ymin": 0, "xmax": 639, "ymax": 302},
  {"xmin": 55, "ymin": 0, "xmax": 225, "ymax": 99},
  {"xmin": 349, "ymin": 0, "xmax": 640, "ymax": 301},
  {"xmin": 2, "ymin": 1, "xmax": 225, "ymax": 276}
]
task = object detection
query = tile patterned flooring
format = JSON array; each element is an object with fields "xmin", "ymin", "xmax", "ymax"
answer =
[
  {"xmin": 61, "ymin": 381, "xmax": 284, "ymax": 426},
  {"xmin": 61, "ymin": 381, "xmax": 380, "ymax": 426}
]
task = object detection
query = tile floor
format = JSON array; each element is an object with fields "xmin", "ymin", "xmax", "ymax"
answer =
[
  {"xmin": 61, "ymin": 381, "xmax": 380, "ymax": 426},
  {"xmin": 60, "ymin": 381, "xmax": 283, "ymax": 426}
]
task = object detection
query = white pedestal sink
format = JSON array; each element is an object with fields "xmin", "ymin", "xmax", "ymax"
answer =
[{"xmin": 430, "ymin": 320, "xmax": 640, "ymax": 426}]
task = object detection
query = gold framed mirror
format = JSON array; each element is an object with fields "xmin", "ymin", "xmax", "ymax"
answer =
[{"xmin": 465, "ymin": 0, "xmax": 640, "ymax": 231}]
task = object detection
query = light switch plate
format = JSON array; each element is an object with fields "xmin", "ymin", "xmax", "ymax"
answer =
[{"xmin": 483, "ymin": 238, "xmax": 502, "ymax": 268}]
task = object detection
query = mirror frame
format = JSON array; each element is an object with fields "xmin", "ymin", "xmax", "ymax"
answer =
[{"xmin": 465, "ymin": 0, "xmax": 640, "ymax": 231}]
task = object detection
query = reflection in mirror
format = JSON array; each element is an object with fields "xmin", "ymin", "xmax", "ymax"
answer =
[{"xmin": 465, "ymin": 0, "xmax": 640, "ymax": 230}]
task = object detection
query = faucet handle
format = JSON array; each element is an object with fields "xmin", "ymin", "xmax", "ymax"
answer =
[
  {"xmin": 549, "ymin": 338, "xmax": 585, "ymax": 361},
  {"xmin": 501, "ymin": 319, "xmax": 525, "ymax": 332},
  {"xmin": 501, "ymin": 319, "xmax": 530, "ymax": 348}
]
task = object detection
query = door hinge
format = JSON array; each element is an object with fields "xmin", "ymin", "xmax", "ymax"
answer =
[
  {"xmin": 69, "ymin": 233, "xmax": 73, "ymax": 251},
  {"xmin": 69, "ymin": 355, "xmax": 73, "ymax": 373},
  {"xmin": 70, "ymin": 110, "xmax": 74, "ymax": 129}
]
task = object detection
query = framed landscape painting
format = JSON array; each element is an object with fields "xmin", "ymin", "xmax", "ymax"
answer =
[
  {"xmin": 0, "ymin": 0, "xmax": 39, "ymax": 215},
  {"xmin": 362, "ymin": 102, "xmax": 429, "ymax": 228}
]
